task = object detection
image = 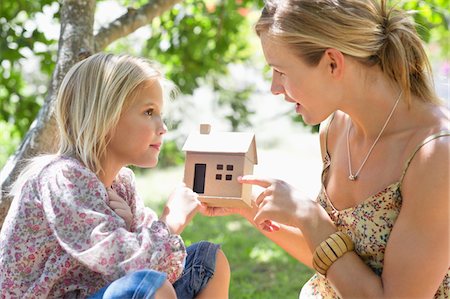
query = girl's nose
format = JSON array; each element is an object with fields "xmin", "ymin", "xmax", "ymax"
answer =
[{"xmin": 158, "ymin": 121, "xmax": 167, "ymax": 135}]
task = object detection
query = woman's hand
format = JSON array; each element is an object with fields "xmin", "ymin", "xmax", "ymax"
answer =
[
  {"xmin": 160, "ymin": 184, "xmax": 201, "ymax": 235},
  {"xmin": 107, "ymin": 188, "xmax": 133, "ymax": 230},
  {"xmin": 238, "ymin": 175, "xmax": 312, "ymax": 230}
]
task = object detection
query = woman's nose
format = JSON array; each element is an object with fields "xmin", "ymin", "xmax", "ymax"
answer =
[{"xmin": 270, "ymin": 75, "xmax": 284, "ymax": 95}]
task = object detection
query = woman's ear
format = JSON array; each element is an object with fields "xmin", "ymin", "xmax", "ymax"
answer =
[{"xmin": 324, "ymin": 48, "xmax": 345, "ymax": 78}]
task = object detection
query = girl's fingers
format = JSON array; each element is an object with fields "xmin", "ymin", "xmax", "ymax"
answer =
[{"xmin": 108, "ymin": 200, "xmax": 128, "ymax": 210}]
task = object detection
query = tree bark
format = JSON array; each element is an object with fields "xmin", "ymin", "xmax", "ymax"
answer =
[{"xmin": 0, "ymin": 0, "xmax": 182, "ymax": 228}]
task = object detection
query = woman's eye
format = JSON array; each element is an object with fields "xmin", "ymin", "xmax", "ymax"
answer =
[{"xmin": 274, "ymin": 69, "xmax": 285, "ymax": 77}]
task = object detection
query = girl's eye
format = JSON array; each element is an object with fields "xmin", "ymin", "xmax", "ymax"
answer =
[{"xmin": 144, "ymin": 109, "xmax": 154, "ymax": 117}]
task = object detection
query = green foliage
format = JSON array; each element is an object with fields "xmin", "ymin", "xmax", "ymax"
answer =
[
  {"xmin": 0, "ymin": 0, "xmax": 58, "ymax": 168},
  {"xmin": 0, "ymin": 121, "xmax": 21, "ymax": 167},
  {"xmin": 400, "ymin": 0, "xmax": 450, "ymax": 57},
  {"xmin": 142, "ymin": 0, "xmax": 260, "ymax": 94},
  {"xmin": 214, "ymin": 77, "xmax": 256, "ymax": 131}
]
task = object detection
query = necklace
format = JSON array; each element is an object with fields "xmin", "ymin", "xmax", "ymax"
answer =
[{"xmin": 346, "ymin": 91, "xmax": 403, "ymax": 181}]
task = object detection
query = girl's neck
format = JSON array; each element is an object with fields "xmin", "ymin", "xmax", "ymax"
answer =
[{"xmin": 98, "ymin": 156, "xmax": 123, "ymax": 188}]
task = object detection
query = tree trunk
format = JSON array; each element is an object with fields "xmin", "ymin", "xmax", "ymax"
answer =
[
  {"xmin": 0, "ymin": 0, "xmax": 183, "ymax": 229},
  {"xmin": 0, "ymin": 0, "xmax": 96, "ymax": 229}
]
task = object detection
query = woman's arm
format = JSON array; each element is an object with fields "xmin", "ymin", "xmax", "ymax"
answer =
[
  {"xmin": 253, "ymin": 136, "xmax": 449, "ymax": 298},
  {"xmin": 326, "ymin": 136, "xmax": 449, "ymax": 298}
]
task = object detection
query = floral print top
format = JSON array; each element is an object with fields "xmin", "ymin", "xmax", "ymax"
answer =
[
  {"xmin": 0, "ymin": 156, "xmax": 186, "ymax": 299},
  {"xmin": 300, "ymin": 130, "xmax": 450, "ymax": 299}
]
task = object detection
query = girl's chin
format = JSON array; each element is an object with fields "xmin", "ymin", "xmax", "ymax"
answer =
[{"xmin": 135, "ymin": 158, "xmax": 158, "ymax": 169}]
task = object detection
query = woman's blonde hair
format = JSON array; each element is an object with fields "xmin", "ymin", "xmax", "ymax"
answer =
[
  {"xmin": 10, "ymin": 53, "xmax": 175, "ymax": 197},
  {"xmin": 255, "ymin": 0, "xmax": 440, "ymax": 105}
]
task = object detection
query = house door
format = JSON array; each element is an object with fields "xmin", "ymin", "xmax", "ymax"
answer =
[{"xmin": 193, "ymin": 163, "xmax": 206, "ymax": 194}]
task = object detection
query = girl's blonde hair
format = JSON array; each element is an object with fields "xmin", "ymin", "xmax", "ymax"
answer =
[
  {"xmin": 255, "ymin": 0, "xmax": 440, "ymax": 105},
  {"xmin": 11, "ymin": 53, "xmax": 175, "ymax": 196},
  {"xmin": 56, "ymin": 53, "xmax": 175, "ymax": 175}
]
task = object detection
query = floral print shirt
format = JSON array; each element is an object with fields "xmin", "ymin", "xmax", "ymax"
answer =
[
  {"xmin": 0, "ymin": 156, "xmax": 186, "ymax": 298},
  {"xmin": 300, "ymin": 131, "xmax": 450, "ymax": 298}
]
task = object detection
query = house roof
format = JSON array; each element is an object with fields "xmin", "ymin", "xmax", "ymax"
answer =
[{"xmin": 182, "ymin": 129, "xmax": 258, "ymax": 164}]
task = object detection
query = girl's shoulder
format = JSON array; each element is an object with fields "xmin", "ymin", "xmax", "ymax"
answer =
[
  {"xmin": 38, "ymin": 155, "xmax": 93, "ymax": 179},
  {"xmin": 115, "ymin": 167, "xmax": 135, "ymax": 187}
]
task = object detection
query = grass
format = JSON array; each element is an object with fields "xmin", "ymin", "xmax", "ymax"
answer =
[{"xmin": 136, "ymin": 166, "xmax": 315, "ymax": 299}]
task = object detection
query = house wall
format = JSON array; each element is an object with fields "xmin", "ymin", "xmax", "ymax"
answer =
[
  {"xmin": 184, "ymin": 153, "xmax": 245, "ymax": 198},
  {"xmin": 241, "ymin": 157, "xmax": 254, "ymax": 205}
]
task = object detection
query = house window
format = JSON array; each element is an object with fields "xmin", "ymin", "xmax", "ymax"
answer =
[
  {"xmin": 225, "ymin": 175, "xmax": 232, "ymax": 181},
  {"xmin": 216, "ymin": 164, "xmax": 223, "ymax": 170},
  {"xmin": 226, "ymin": 165, "xmax": 233, "ymax": 171},
  {"xmin": 216, "ymin": 174, "xmax": 222, "ymax": 180}
]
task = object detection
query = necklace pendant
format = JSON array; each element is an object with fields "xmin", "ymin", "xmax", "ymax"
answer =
[{"xmin": 349, "ymin": 174, "xmax": 357, "ymax": 181}]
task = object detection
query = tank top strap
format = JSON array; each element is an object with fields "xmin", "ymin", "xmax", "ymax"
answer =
[
  {"xmin": 399, "ymin": 130, "xmax": 450, "ymax": 185},
  {"xmin": 323, "ymin": 112, "xmax": 337, "ymax": 158}
]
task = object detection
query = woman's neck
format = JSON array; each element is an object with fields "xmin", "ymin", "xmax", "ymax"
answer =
[{"xmin": 340, "ymin": 66, "xmax": 407, "ymax": 140}]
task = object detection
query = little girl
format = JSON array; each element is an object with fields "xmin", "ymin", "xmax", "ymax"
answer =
[{"xmin": 0, "ymin": 53, "xmax": 230, "ymax": 299}]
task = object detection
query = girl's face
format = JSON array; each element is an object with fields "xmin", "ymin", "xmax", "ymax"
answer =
[
  {"xmin": 260, "ymin": 33, "xmax": 338, "ymax": 125},
  {"xmin": 107, "ymin": 80, "xmax": 167, "ymax": 168}
]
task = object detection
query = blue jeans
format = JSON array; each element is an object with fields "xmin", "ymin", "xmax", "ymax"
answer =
[{"xmin": 88, "ymin": 241, "xmax": 220, "ymax": 299}]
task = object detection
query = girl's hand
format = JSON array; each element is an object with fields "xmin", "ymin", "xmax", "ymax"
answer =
[
  {"xmin": 198, "ymin": 199, "xmax": 281, "ymax": 232},
  {"xmin": 238, "ymin": 175, "xmax": 309, "ymax": 230},
  {"xmin": 160, "ymin": 184, "xmax": 201, "ymax": 235},
  {"xmin": 107, "ymin": 188, "xmax": 133, "ymax": 230}
]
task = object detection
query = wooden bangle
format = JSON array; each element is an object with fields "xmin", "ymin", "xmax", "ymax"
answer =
[
  {"xmin": 320, "ymin": 241, "xmax": 338, "ymax": 263},
  {"xmin": 329, "ymin": 233, "xmax": 347, "ymax": 253},
  {"xmin": 315, "ymin": 245, "xmax": 334, "ymax": 266},
  {"xmin": 335, "ymin": 231, "xmax": 354, "ymax": 251},
  {"xmin": 312, "ymin": 257, "xmax": 327, "ymax": 275},
  {"xmin": 312, "ymin": 231, "xmax": 354, "ymax": 276},
  {"xmin": 325, "ymin": 238, "xmax": 343, "ymax": 256}
]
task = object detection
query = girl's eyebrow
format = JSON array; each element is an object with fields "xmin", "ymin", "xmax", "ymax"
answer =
[{"xmin": 142, "ymin": 100, "xmax": 162, "ymax": 111}]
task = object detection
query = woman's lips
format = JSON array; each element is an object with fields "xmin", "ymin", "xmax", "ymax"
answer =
[
  {"xmin": 295, "ymin": 103, "xmax": 302, "ymax": 114},
  {"xmin": 150, "ymin": 143, "xmax": 162, "ymax": 151}
]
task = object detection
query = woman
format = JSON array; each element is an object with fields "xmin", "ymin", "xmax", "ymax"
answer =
[{"xmin": 206, "ymin": 0, "xmax": 449, "ymax": 297}]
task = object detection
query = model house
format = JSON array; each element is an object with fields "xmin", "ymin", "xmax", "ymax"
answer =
[{"xmin": 182, "ymin": 124, "xmax": 258, "ymax": 208}]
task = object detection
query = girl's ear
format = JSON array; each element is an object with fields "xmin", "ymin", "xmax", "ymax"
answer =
[{"xmin": 324, "ymin": 48, "xmax": 345, "ymax": 78}]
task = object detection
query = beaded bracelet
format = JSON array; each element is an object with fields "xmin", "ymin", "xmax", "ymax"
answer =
[{"xmin": 312, "ymin": 231, "xmax": 354, "ymax": 276}]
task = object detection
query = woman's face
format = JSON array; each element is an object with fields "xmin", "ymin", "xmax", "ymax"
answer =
[
  {"xmin": 260, "ymin": 33, "xmax": 338, "ymax": 125},
  {"xmin": 107, "ymin": 80, "xmax": 167, "ymax": 169}
]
